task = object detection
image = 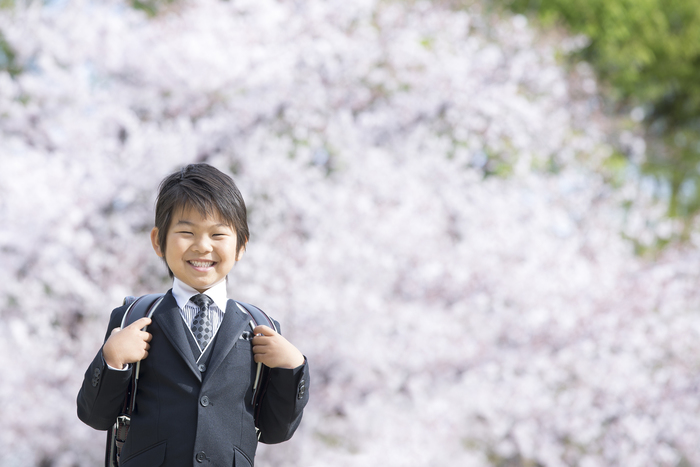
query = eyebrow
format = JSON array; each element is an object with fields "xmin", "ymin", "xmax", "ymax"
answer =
[
  {"xmin": 174, "ymin": 220, "xmax": 230, "ymax": 228},
  {"xmin": 174, "ymin": 220, "xmax": 195, "ymax": 227}
]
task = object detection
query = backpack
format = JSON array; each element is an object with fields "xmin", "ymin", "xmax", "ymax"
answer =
[{"xmin": 106, "ymin": 294, "xmax": 276, "ymax": 467}]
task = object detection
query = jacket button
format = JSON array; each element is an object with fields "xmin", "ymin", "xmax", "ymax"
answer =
[
  {"xmin": 200, "ymin": 396, "xmax": 210, "ymax": 407},
  {"xmin": 195, "ymin": 451, "xmax": 207, "ymax": 463},
  {"xmin": 297, "ymin": 380, "xmax": 306, "ymax": 400},
  {"xmin": 91, "ymin": 368, "xmax": 101, "ymax": 387},
  {"xmin": 198, "ymin": 364, "xmax": 206, "ymax": 372}
]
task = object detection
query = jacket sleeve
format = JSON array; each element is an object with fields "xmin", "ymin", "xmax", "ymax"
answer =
[
  {"xmin": 76, "ymin": 305, "xmax": 133, "ymax": 431},
  {"xmin": 257, "ymin": 320, "xmax": 310, "ymax": 444}
]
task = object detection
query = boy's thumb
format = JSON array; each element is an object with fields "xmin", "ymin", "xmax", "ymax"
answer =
[
  {"xmin": 131, "ymin": 317, "xmax": 152, "ymax": 330},
  {"xmin": 110, "ymin": 327, "xmax": 121, "ymax": 336}
]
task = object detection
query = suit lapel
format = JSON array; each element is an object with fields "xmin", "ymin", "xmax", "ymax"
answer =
[
  {"xmin": 153, "ymin": 292, "xmax": 202, "ymax": 381},
  {"xmin": 204, "ymin": 300, "xmax": 250, "ymax": 383}
]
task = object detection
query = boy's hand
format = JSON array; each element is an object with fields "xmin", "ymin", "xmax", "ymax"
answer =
[
  {"xmin": 102, "ymin": 317, "xmax": 153, "ymax": 369},
  {"xmin": 252, "ymin": 325, "xmax": 305, "ymax": 369}
]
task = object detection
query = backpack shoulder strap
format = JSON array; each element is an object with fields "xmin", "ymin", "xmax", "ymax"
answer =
[
  {"xmin": 107, "ymin": 293, "xmax": 165, "ymax": 467},
  {"xmin": 121, "ymin": 293, "xmax": 165, "ymax": 329},
  {"xmin": 233, "ymin": 300, "xmax": 277, "ymax": 332},
  {"xmin": 117, "ymin": 294, "xmax": 165, "ymax": 416},
  {"xmin": 230, "ymin": 299, "xmax": 276, "ymax": 438}
]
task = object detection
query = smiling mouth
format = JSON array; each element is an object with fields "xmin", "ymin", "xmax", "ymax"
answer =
[{"xmin": 189, "ymin": 260, "xmax": 215, "ymax": 268}]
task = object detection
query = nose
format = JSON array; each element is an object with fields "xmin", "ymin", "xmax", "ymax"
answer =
[{"xmin": 192, "ymin": 234, "xmax": 213, "ymax": 253}]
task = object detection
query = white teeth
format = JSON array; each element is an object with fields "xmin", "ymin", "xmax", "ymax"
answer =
[{"xmin": 190, "ymin": 261, "xmax": 214, "ymax": 268}]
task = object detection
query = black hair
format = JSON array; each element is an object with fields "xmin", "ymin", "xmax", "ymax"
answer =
[{"xmin": 154, "ymin": 163, "xmax": 249, "ymax": 277}]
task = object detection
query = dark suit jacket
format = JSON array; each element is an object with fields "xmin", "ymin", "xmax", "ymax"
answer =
[{"xmin": 77, "ymin": 291, "xmax": 309, "ymax": 467}]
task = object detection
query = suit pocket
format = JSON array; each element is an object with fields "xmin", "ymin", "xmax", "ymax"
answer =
[
  {"xmin": 120, "ymin": 440, "xmax": 166, "ymax": 467},
  {"xmin": 234, "ymin": 447, "xmax": 253, "ymax": 467}
]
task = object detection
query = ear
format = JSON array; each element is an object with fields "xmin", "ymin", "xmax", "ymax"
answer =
[
  {"xmin": 150, "ymin": 227, "xmax": 164, "ymax": 258},
  {"xmin": 235, "ymin": 241, "xmax": 247, "ymax": 261}
]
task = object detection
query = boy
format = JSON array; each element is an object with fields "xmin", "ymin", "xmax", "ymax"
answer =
[{"xmin": 77, "ymin": 164, "xmax": 309, "ymax": 467}]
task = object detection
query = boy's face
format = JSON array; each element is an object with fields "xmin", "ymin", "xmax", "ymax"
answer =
[{"xmin": 150, "ymin": 206, "xmax": 243, "ymax": 293}]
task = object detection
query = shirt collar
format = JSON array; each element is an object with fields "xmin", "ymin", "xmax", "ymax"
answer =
[{"xmin": 172, "ymin": 277, "xmax": 229, "ymax": 312}]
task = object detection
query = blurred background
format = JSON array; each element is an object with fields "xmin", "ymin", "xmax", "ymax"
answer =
[{"xmin": 2, "ymin": 0, "xmax": 700, "ymax": 465}]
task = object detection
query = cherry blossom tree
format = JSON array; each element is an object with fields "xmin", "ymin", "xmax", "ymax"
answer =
[{"xmin": 1, "ymin": 0, "xmax": 699, "ymax": 466}]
